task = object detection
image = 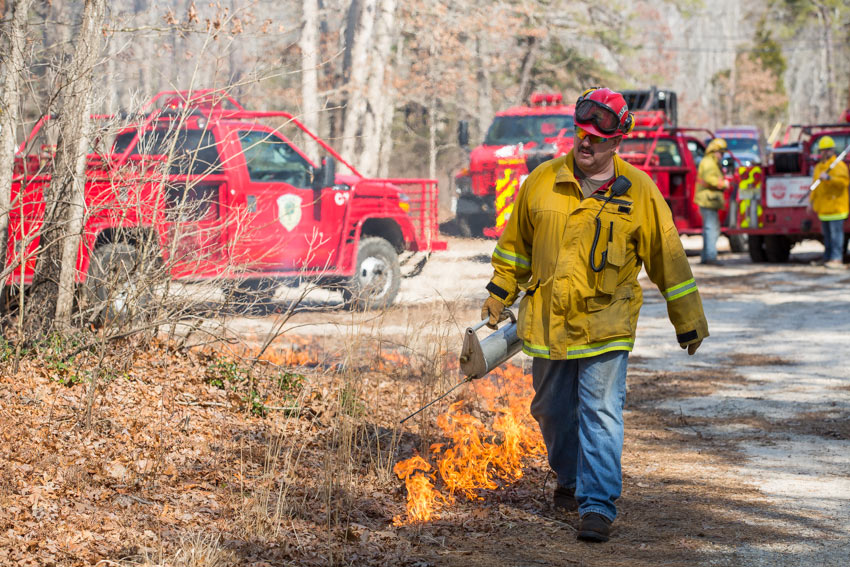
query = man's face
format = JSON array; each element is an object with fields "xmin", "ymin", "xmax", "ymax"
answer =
[
  {"xmin": 574, "ymin": 131, "xmax": 621, "ymax": 173},
  {"xmin": 820, "ymin": 148, "xmax": 836, "ymax": 161}
]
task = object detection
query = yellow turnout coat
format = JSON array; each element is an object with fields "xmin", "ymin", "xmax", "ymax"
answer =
[
  {"xmin": 810, "ymin": 156, "xmax": 849, "ymax": 222},
  {"xmin": 694, "ymin": 153, "xmax": 726, "ymax": 210},
  {"xmin": 486, "ymin": 152, "xmax": 709, "ymax": 359}
]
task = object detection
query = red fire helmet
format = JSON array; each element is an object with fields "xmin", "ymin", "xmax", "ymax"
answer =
[{"xmin": 574, "ymin": 87, "xmax": 634, "ymax": 138}]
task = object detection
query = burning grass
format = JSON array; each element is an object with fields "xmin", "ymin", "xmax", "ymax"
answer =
[{"xmin": 393, "ymin": 364, "xmax": 544, "ymax": 524}]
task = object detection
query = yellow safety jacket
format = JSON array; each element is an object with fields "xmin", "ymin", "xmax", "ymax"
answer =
[
  {"xmin": 810, "ymin": 156, "xmax": 850, "ymax": 222},
  {"xmin": 486, "ymin": 152, "xmax": 709, "ymax": 359},
  {"xmin": 694, "ymin": 154, "xmax": 726, "ymax": 210}
]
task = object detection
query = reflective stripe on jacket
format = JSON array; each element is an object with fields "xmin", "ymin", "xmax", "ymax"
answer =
[
  {"xmin": 486, "ymin": 151, "xmax": 709, "ymax": 360},
  {"xmin": 810, "ymin": 156, "xmax": 849, "ymax": 221},
  {"xmin": 694, "ymin": 153, "xmax": 726, "ymax": 210}
]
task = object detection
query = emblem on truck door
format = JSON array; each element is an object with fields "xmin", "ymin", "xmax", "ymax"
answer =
[{"xmin": 277, "ymin": 194, "xmax": 302, "ymax": 231}]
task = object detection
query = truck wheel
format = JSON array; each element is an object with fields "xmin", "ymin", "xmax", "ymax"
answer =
[
  {"xmin": 764, "ymin": 235, "xmax": 791, "ymax": 263},
  {"xmin": 85, "ymin": 243, "xmax": 152, "ymax": 326},
  {"xmin": 748, "ymin": 235, "xmax": 767, "ymax": 263},
  {"xmin": 343, "ymin": 237, "xmax": 401, "ymax": 310},
  {"xmin": 726, "ymin": 233, "xmax": 747, "ymax": 253}
]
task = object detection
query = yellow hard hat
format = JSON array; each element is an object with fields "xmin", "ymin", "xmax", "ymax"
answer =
[
  {"xmin": 706, "ymin": 138, "xmax": 727, "ymax": 154},
  {"xmin": 818, "ymin": 136, "xmax": 836, "ymax": 150}
]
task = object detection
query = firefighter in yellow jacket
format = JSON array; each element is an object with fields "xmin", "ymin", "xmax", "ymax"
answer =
[
  {"xmin": 694, "ymin": 138, "xmax": 730, "ymax": 265},
  {"xmin": 480, "ymin": 88, "xmax": 709, "ymax": 542},
  {"xmin": 809, "ymin": 136, "xmax": 849, "ymax": 268}
]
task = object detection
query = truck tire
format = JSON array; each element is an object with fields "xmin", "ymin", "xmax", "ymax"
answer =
[
  {"xmin": 748, "ymin": 235, "xmax": 767, "ymax": 263},
  {"xmin": 764, "ymin": 235, "xmax": 791, "ymax": 263},
  {"xmin": 726, "ymin": 233, "xmax": 747, "ymax": 253},
  {"xmin": 343, "ymin": 237, "xmax": 401, "ymax": 310},
  {"xmin": 85, "ymin": 243, "xmax": 152, "ymax": 326}
]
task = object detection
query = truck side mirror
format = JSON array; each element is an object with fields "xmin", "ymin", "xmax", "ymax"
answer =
[
  {"xmin": 458, "ymin": 120, "xmax": 469, "ymax": 148},
  {"xmin": 313, "ymin": 156, "xmax": 336, "ymax": 190}
]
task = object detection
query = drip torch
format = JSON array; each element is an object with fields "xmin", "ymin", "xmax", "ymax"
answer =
[{"xmin": 399, "ymin": 310, "xmax": 523, "ymax": 424}]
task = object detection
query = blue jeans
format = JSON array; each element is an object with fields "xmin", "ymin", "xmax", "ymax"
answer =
[
  {"xmin": 530, "ymin": 351, "xmax": 628, "ymax": 522},
  {"xmin": 699, "ymin": 207, "xmax": 720, "ymax": 262},
  {"xmin": 821, "ymin": 219, "xmax": 845, "ymax": 262}
]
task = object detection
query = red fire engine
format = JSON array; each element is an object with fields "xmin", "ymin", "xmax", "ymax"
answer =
[
  {"xmin": 729, "ymin": 122, "xmax": 850, "ymax": 262},
  {"xmin": 5, "ymin": 90, "xmax": 445, "ymax": 315},
  {"xmin": 454, "ymin": 92, "xmax": 575, "ymax": 237}
]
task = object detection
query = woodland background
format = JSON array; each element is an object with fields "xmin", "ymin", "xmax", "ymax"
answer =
[{"xmin": 1, "ymin": 0, "xmax": 849, "ymax": 192}]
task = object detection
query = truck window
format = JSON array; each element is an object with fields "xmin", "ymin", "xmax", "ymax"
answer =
[
  {"xmin": 686, "ymin": 140, "xmax": 705, "ymax": 166},
  {"xmin": 484, "ymin": 114, "xmax": 574, "ymax": 146},
  {"xmin": 166, "ymin": 182, "xmax": 219, "ymax": 222},
  {"xmin": 811, "ymin": 134, "xmax": 849, "ymax": 154},
  {"xmin": 620, "ymin": 138, "xmax": 683, "ymax": 167},
  {"xmin": 113, "ymin": 128, "xmax": 221, "ymax": 175},
  {"xmin": 238, "ymin": 130, "xmax": 313, "ymax": 187}
]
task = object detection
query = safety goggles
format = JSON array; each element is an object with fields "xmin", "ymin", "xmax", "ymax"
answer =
[
  {"xmin": 575, "ymin": 126, "xmax": 610, "ymax": 145},
  {"xmin": 575, "ymin": 99, "xmax": 622, "ymax": 135}
]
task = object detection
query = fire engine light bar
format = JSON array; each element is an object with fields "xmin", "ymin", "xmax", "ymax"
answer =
[{"xmin": 530, "ymin": 93, "xmax": 563, "ymax": 106}]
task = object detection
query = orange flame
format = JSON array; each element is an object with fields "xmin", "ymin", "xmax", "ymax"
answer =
[
  {"xmin": 391, "ymin": 455, "xmax": 446, "ymax": 525},
  {"xmin": 394, "ymin": 362, "xmax": 544, "ymax": 524}
]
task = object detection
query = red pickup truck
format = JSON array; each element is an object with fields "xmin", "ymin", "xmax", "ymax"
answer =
[{"xmin": 6, "ymin": 90, "xmax": 445, "ymax": 318}]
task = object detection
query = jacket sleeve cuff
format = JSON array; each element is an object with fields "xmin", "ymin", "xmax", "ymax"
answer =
[
  {"xmin": 487, "ymin": 278, "xmax": 518, "ymax": 305},
  {"xmin": 676, "ymin": 317, "xmax": 709, "ymax": 345}
]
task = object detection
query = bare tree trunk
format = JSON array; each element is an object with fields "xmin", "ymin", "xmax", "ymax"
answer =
[
  {"xmin": 340, "ymin": 0, "xmax": 376, "ymax": 169},
  {"xmin": 0, "ymin": 0, "xmax": 34, "ymax": 270},
  {"xmin": 379, "ymin": 27, "xmax": 403, "ymax": 178},
  {"xmin": 475, "ymin": 36, "xmax": 494, "ymax": 141},
  {"xmin": 728, "ymin": 54, "xmax": 738, "ymax": 125},
  {"xmin": 428, "ymin": 95, "xmax": 437, "ymax": 181},
  {"xmin": 515, "ymin": 36, "xmax": 538, "ymax": 106},
  {"xmin": 818, "ymin": 4, "xmax": 836, "ymax": 118},
  {"xmin": 27, "ymin": 0, "xmax": 106, "ymax": 335},
  {"xmin": 358, "ymin": 0, "xmax": 395, "ymax": 176},
  {"xmin": 300, "ymin": 0, "xmax": 321, "ymax": 161}
]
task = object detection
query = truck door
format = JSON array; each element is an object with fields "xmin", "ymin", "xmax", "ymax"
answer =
[
  {"xmin": 225, "ymin": 128, "xmax": 345, "ymax": 272},
  {"xmin": 154, "ymin": 127, "xmax": 227, "ymax": 278}
]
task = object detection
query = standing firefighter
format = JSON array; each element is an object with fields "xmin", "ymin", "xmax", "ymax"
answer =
[
  {"xmin": 809, "ymin": 136, "xmax": 849, "ymax": 269},
  {"xmin": 694, "ymin": 138, "xmax": 730, "ymax": 266},
  {"xmin": 480, "ymin": 87, "xmax": 709, "ymax": 542}
]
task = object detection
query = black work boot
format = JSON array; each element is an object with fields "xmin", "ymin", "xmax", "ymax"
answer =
[
  {"xmin": 577, "ymin": 512, "xmax": 612, "ymax": 542},
  {"xmin": 553, "ymin": 485, "xmax": 577, "ymax": 512}
]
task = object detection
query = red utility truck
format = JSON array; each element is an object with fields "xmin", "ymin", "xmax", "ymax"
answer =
[
  {"xmin": 617, "ymin": 111, "xmax": 747, "ymax": 252},
  {"xmin": 5, "ymin": 90, "xmax": 445, "ymax": 316},
  {"xmin": 729, "ymin": 122, "xmax": 850, "ymax": 262},
  {"xmin": 454, "ymin": 93, "xmax": 576, "ymax": 237}
]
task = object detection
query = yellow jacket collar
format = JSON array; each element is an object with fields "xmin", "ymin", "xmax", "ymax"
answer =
[{"xmin": 555, "ymin": 150, "xmax": 627, "ymax": 185}]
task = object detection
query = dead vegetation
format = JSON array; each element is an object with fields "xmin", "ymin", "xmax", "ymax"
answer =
[{"xmin": 0, "ymin": 321, "xmax": 823, "ymax": 567}]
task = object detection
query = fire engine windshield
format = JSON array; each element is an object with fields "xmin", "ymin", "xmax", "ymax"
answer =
[
  {"xmin": 483, "ymin": 115, "xmax": 574, "ymax": 146},
  {"xmin": 725, "ymin": 138, "xmax": 760, "ymax": 155}
]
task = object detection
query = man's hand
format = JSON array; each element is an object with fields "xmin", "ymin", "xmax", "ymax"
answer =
[
  {"xmin": 820, "ymin": 172, "xmax": 830, "ymax": 181},
  {"xmin": 680, "ymin": 339, "xmax": 702, "ymax": 355},
  {"xmin": 481, "ymin": 296, "xmax": 508, "ymax": 329}
]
